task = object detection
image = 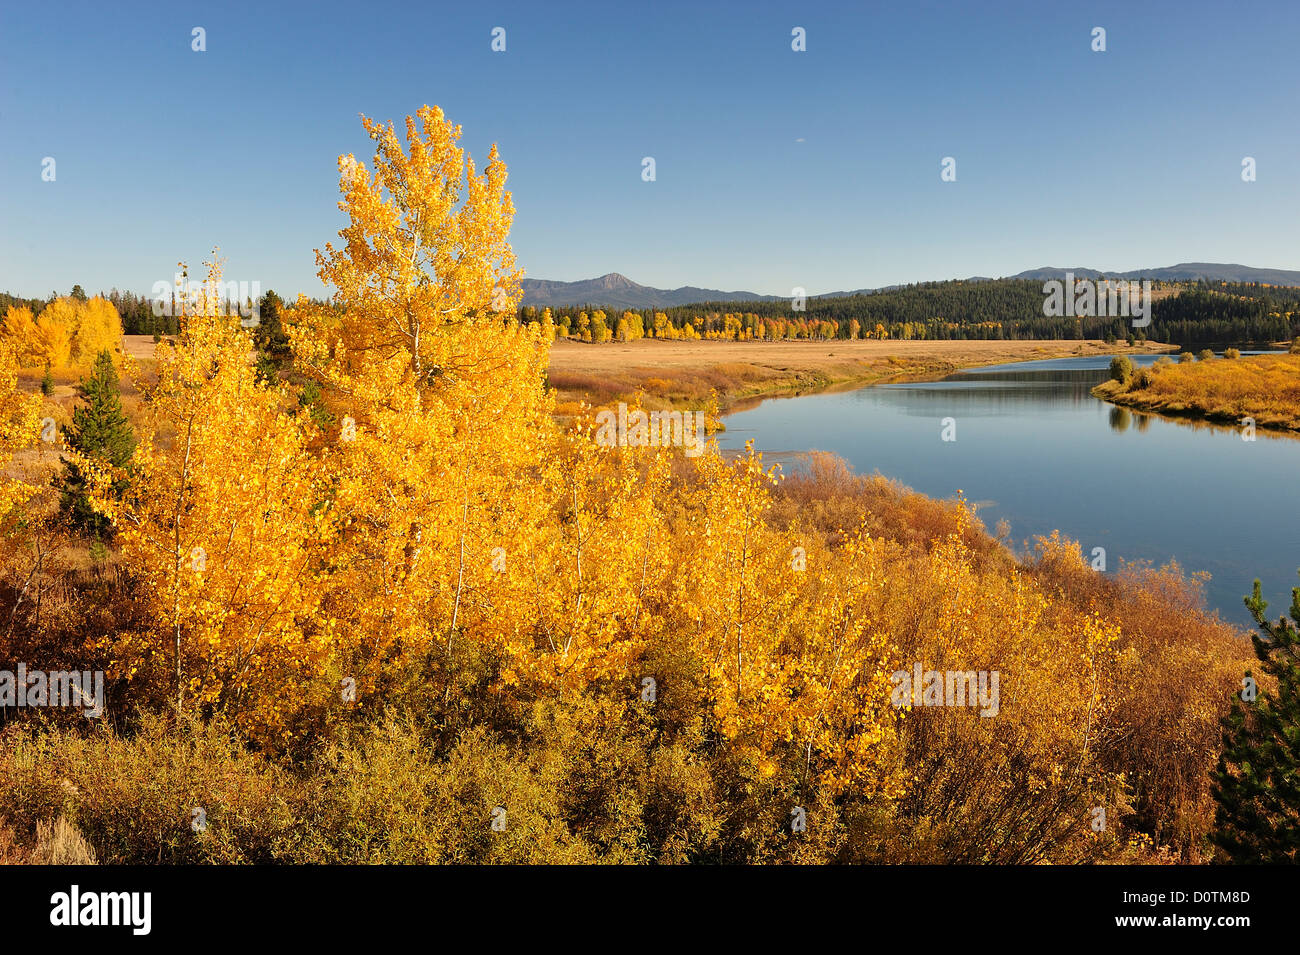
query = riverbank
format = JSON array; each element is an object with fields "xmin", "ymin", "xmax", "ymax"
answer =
[
  {"xmin": 1092, "ymin": 352, "xmax": 1300, "ymax": 434},
  {"xmin": 547, "ymin": 338, "xmax": 1173, "ymax": 412}
]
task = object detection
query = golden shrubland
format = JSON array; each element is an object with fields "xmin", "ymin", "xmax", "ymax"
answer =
[
  {"xmin": 0, "ymin": 108, "xmax": 1255, "ymax": 864},
  {"xmin": 1094, "ymin": 352, "xmax": 1300, "ymax": 432}
]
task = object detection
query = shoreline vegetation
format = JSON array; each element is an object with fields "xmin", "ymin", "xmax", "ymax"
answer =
[
  {"xmin": 545, "ymin": 337, "xmax": 1175, "ymax": 413},
  {"xmin": 1093, "ymin": 349, "xmax": 1300, "ymax": 435},
  {"xmin": 108, "ymin": 334, "xmax": 1175, "ymax": 420}
]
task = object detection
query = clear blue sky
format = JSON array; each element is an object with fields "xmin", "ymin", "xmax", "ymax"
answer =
[{"xmin": 3, "ymin": 0, "xmax": 1298, "ymax": 299}]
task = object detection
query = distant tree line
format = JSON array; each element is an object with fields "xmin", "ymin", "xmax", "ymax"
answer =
[
  {"xmin": 1150, "ymin": 287, "xmax": 1298, "ymax": 346},
  {"xmin": 4, "ymin": 279, "xmax": 1297, "ymax": 346},
  {"xmin": 516, "ymin": 279, "xmax": 1300, "ymax": 346},
  {"xmin": 0, "ymin": 287, "xmax": 327, "ymax": 338}
]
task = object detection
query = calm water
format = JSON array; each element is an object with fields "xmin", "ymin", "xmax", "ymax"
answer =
[{"xmin": 718, "ymin": 354, "xmax": 1300, "ymax": 630}]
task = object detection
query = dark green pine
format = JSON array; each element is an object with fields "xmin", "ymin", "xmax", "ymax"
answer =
[
  {"xmin": 1210, "ymin": 576, "xmax": 1300, "ymax": 863},
  {"xmin": 59, "ymin": 349, "xmax": 136, "ymax": 536}
]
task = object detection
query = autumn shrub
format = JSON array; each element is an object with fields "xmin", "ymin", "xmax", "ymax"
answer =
[
  {"xmin": 287, "ymin": 716, "xmax": 592, "ymax": 864},
  {"xmin": 1025, "ymin": 538, "xmax": 1254, "ymax": 859},
  {"xmin": 1224, "ymin": 348, "xmax": 1241, "ymax": 359},
  {"xmin": 770, "ymin": 456, "xmax": 1251, "ymax": 862},
  {"xmin": 289, "ymin": 701, "xmax": 708, "ymax": 864},
  {"xmin": 1109, "ymin": 355, "xmax": 1134, "ymax": 383},
  {"xmin": 771, "ymin": 452, "xmax": 1008, "ymax": 568},
  {"xmin": 0, "ymin": 713, "xmax": 295, "ymax": 863},
  {"xmin": 1093, "ymin": 353, "xmax": 1300, "ymax": 432}
]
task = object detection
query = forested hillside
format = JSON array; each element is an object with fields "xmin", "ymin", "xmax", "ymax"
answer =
[
  {"xmin": 514, "ymin": 279, "xmax": 1300, "ymax": 346},
  {"xmin": 9, "ymin": 274, "xmax": 1298, "ymax": 350}
]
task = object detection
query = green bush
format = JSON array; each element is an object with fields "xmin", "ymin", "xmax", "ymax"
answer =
[
  {"xmin": 1109, "ymin": 355, "xmax": 1135, "ymax": 384},
  {"xmin": 1197, "ymin": 349, "xmax": 1215, "ymax": 361}
]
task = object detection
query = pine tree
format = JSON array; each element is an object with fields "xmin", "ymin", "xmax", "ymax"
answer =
[
  {"xmin": 60, "ymin": 349, "xmax": 135, "ymax": 536},
  {"xmin": 40, "ymin": 364, "xmax": 53, "ymax": 396},
  {"xmin": 253, "ymin": 289, "xmax": 289, "ymax": 357},
  {"xmin": 1210, "ymin": 575, "xmax": 1300, "ymax": 863}
]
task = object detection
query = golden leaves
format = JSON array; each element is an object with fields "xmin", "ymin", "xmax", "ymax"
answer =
[{"xmin": 0, "ymin": 296, "xmax": 124, "ymax": 370}]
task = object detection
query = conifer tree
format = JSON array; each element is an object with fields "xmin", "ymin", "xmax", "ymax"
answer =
[
  {"xmin": 60, "ymin": 349, "xmax": 135, "ymax": 536},
  {"xmin": 1210, "ymin": 575, "xmax": 1300, "ymax": 862},
  {"xmin": 253, "ymin": 289, "xmax": 289, "ymax": 357}
]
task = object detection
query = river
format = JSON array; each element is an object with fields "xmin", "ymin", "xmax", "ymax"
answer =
[{"xmin": 717, "ymin": 353, "xmax": 1300, "ymax": 630}]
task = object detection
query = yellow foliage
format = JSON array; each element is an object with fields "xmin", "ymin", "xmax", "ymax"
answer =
[
  {"xmin": 0, "ymin": 296, "xmax": 123, "ymax": 370},
  {"xmin": 1099, "ymin": 352, "xmax": 1300, "ymax": 432},
  {"xmin": 87, "ymin": 258, "xmax": 331, "ymax": 743},
  {"xmin": 0, "ymin": 342, "xmax": 43, "ymax": 515}
]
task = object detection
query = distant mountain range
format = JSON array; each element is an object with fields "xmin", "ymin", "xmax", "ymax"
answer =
[
  {"xmin": 520, "ymin": 263, "xmax": 1300, "ymax": 309},
  {"xmin": 519, "ymin": 273, "xmax": 784, "ymax": 309},
  {"xmin": 1002, "ymin": 263, "xmax": 1300, "ymax": 284}
]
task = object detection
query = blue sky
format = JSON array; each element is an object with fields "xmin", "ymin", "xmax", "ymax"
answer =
[{"xmin": 2, "ymin": 0, "xmax": 1298, "ymax": 299}]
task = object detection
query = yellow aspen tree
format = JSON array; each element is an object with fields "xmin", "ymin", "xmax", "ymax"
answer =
[
  {"xmin": 1, "ymin": 304, "xmax": 71, "ymax": 369},
  {"xmin": 0, "ymin": 342, "xmax": 43, "ymax": 516},
  {"xmin": 0, "ymin": 342, "xmax": 76, "ymax": 647},
  {"xmin": 656, "ymin": 445, "xmax": 901, "ymax": 794},
  {"xmin": 288, "ymin": 107, "xmax": 553, "ymax": 696},
  {"xmin": 33, "ymin": 298, "xmax": 77, "ymax": 368},
  {"xmin": 785, "ymin": 526, "xmax": 904, "ymax": 796},
  {"xmin": 1, "ymin": 307, "xmax": 43, "ymax": 367},
  {"xmin": 69, "ymin": 297, "xmax": 124, "ymax": 366},
  {"xmin": 670, "ymin": 448, "xmax": 806, "ymax": 760},
  {"xmin": 90, "ymin": 257, "xmax": 332, "ymax": 742},
  {"xmin": 498, "ymin": 418, "xmax": 673, "ymax": 690}
]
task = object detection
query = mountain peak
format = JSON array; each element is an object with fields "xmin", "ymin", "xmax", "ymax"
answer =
[{"xmin": 519, "ymin": 263, "xmax": 1300, "ymax": 310}]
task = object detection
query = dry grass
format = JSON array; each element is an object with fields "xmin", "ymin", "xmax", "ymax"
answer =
[
  {"xmin": 1094, "ymin": 352, "xmax": 1300, "ymax": 432},
  {"xmin": 0, "ymin": 816, "xmax": 98, "ymax": 865},
  {"xmin": 30, "ymin": 816, "xmax": 99, "ymax": 864},
  {"xmin": 120, "ymin": 332, "xmax": 1169, "ymax": 413},
  {"xmin": 548, "ymin": 338, "xmax": 1171, "ymax": 410}
]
